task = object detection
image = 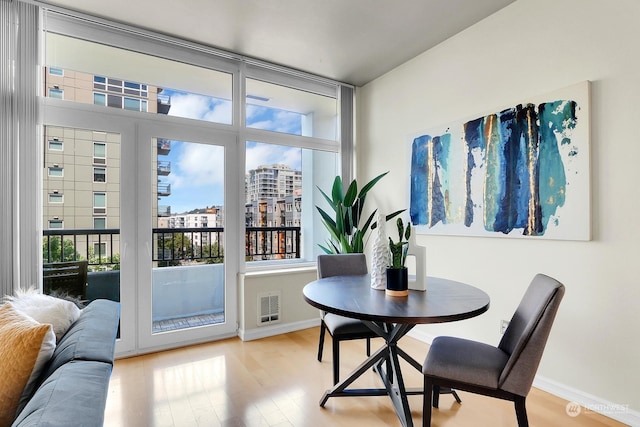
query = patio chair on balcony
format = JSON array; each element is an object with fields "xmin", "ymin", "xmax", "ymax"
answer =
[{"xmin": 43, "ymin": 260, "xmax": 89, "ymax": 301}]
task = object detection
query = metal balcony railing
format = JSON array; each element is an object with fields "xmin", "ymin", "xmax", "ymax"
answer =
[
  {"xmin": 157, "ymin": 183, "xmax": 171, "ymax": 196},
  {"xmin": 157, "ymin": 205, "xmax": 171, "ymax": 217},
  {"xmin": 157, "ymin": 160, "xmax": 171, "ymax": 175},
  {"xmin": 157, "ymin": 138, "xmax": 171, "ymax": 154},
  {"xmin": 43, "ymin": 226, "xmax": 302, "ymax": 267},
  {"xmin": 43, "ymin": 228, "xmax": 120, "ymax": 268}
]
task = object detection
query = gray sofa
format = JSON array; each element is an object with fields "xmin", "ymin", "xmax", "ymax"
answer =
[{"xmin": 11, "ymin": 299, "xmax": 120, "ymax": 427}]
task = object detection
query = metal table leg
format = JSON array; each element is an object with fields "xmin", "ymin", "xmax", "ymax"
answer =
[{"xmin": 319, "ymin": 322, "xmax": 421, "ymax": 427}]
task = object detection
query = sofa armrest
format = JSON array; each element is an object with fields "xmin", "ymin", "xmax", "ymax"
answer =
[
  {"xmin": 11, "ymin": 361, "xmax": 112, "ymax": 427},
  {"xmin": 43, "ymin": 299, "xmax": 120, "ymax": 378}
]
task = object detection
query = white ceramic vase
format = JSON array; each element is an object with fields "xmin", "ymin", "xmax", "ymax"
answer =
[{"xmin": 370, "ymin": 211, "xmax": 389, "ymax": 290}]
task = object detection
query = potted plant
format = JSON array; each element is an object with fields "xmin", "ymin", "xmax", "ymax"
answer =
[
  {"xmin": 386, "ymin": 218, "xmax": 411, "ymax": 296},
  {"xmin": 316, "ymin": 172, "xmax": 404, "ymax": 254}
]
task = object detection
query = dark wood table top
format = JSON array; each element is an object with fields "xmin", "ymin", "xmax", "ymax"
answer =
[{"xmin": 303, "ymin": 275, "xmax": 490, "ymax": 324}]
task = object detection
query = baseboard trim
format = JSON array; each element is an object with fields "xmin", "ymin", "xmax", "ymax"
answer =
[
  {"xmin": 239, "ymin": 318, "xmax": 320, "ymax": 341},
  {"xmin": 407, "ymin": 329, "xmax": 638, "ymax": 426},
  {"xmin": 533, "ymin": 375, "xmax": 638, "ymax": 426}
]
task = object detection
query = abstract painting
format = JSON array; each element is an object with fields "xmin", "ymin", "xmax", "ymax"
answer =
[{"xmin": 409, "ymin": 81, "xmax": 590, "ymax": 240}]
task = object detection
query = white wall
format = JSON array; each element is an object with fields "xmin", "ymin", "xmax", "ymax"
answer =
[
  {"xmin": 238, "ymin": 268, "xmax": 320, "ymax": 340},
  {"xmin": 357, "ymin": 0, "xmax": 640, "ymax": 421}
]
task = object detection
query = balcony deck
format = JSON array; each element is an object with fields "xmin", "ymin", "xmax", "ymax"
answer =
[{"xmin": 152, "ymin": 312, "xmax": 225, "ymax": 333}]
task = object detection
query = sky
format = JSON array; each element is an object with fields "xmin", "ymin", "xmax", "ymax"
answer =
[{"xmin": 159, "ymin": 89, "xmax": 303, "ymax": 213}]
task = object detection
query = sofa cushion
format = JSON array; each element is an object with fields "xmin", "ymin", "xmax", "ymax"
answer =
[
  {"xmin": 0, "ymin": 305, "xmax": 55, "ymax": 427},
  {"xmin": 38, "ymin": 300, "xmax": 120, "ymax": 383},
  {"xmin": 11, "ymin": 361, "xmax": 112, "ymax": 427}
]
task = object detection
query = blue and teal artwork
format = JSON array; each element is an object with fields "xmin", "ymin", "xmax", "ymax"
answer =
[{"xmin": 410, "ymin": 81, "xmax": 591, "ymax": 240}]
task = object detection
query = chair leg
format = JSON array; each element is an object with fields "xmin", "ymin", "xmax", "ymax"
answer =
[
  {"xmin": 423, "ymin": 377, "xmax": 433, "ymax": 426},
  {"xmin": 366, "ymin": 337, "xmax": 371, "ymax": 356},
  {"xmin": 317, "ymin": 321, "xmax": 326, "ymax": 362},
  {"xmin": 433, "ymin": 385, "xmax": 440, "ymax": 408},
  {"xmin": 514, "ymin": 396, "xmax": 529, "ymax": 427},
  {"xmin": 332, "ymin": 337, "xmax": 340, "ymax": 385}
]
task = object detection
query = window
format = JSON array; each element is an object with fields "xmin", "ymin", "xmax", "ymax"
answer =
[
  {"xmin": 46, "ymin": 34, "xmax": 233, "ymax": 124},
  {"xmin": 93, "ymin": 242, "xmax": 107, "ymax": 258},
  {"xmin": 48, "ymin": 219, "xmax": 63, "ymax": 229},
  {"xmin": 123, "ymin": 97, "xmax": 147, "ymax": 112},
  {"xmin": 94, "ymin": 217, "xmax": 106, "ymax": 229},
  {"xmin": 49, "ymin": 87, "xmax": 63, "ymax": 99},
  {"xmin": 93, "ymin": 76, "xmax": 106, "ymax": 90},
  {"xmin": 94, "ymin": 167, "xmax": 106, "ymax": 183},
  {"xmin": 107, "ymin": 94, "xmax": 121, "ymax": 108},
  {"xmin": 245, "ymin": 141, "xmax": 339, "ymax": 263},
  {"xmin": 48, "ymin": 193, "xmax": 63, "ymax": 203},
  {"xmin": 93, "ymin": 143, "xmax": 106, "ymax": 165},
  {"xmin": 93, "ymin": 93, "xmax": 106, "ymax": 106},
  {"xmin": 48, "ymin": 166, "xmax": 63, "ymax": 177},
  {"xmin": 246, "ymin": 78, "xmax": 337, "ymax": 140},
  {"xmin": 44, "ymin": 12, "xmax": 352, "ymax": 271},
  {"xmin": 93, "ymin": 192, "xmax": 106, "ymax": 215},
  {"xmin": 48, "ymin": 139, "xmax": 63, "ymax": 150}
]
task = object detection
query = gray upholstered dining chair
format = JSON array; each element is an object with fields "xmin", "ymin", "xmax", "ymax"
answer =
[
  {"xmin": 317, "ymin": 253, "xmax": 378, "ymax": 385},
  {"xmin": 422, "ymin": 273, "xmax": 565, "ymax": 427}
]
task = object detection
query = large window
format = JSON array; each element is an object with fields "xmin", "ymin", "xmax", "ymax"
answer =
[{"xmin": 43, "ymin": 9, "xmax": 351, "ymax": 269}]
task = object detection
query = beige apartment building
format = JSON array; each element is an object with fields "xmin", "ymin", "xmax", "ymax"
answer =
[{"xmin": 42, "ymin": 67, "xmax": 169, "ymax": 264}]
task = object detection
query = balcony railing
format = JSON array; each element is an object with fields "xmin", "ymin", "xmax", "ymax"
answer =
[
  {"xmin": 157, "ymin": 183, "xmax": 171, "ymax": 196},
  {"xmin": 43, "ymin": 228, "xmax": 120, "ymax": 268},
  {"xmin": 157, "ymin": 138, "xmax": 171, "ymax": 155},
  {"xmin": 245, "ymin": 226, "xmax": 301, "ymax": 260},
  {"xmin": 157, "ymin": 205, "xmax": 171, "ymax": 217},
  {"xmin": 43, "ymin": 226, "xmax": 302, "ymax": 266},
  {"xmin": 157, "ymin": 160, "xmax": 171, "ymax": 175}
]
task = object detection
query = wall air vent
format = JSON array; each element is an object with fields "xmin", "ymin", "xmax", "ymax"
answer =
[{"xmin": 257, "ymin": 291, "xmax": 281, "ymax": 326}]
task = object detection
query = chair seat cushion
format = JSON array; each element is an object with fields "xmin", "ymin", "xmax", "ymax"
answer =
[
  {"xmin": 423, "ymin": 336, "xmax": 509, "ymax": 389},
  {"xmin": 324, "ymin": 313, "xmax": 376, "ymax": 336}
]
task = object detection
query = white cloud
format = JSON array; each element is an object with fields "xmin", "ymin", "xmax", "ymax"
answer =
[
  {"xmin": 246, "ymin": 142, "xmax": 301, "ymax": 172},
  {"xmin": 169, "ymin": 143, "xmax": 225, "ymax": 189},
  {"xmin": 169, "ymin": 93, "xmax": 232, "ymax": 124}
]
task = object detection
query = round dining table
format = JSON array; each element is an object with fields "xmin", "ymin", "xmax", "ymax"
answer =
[{"xmin": 303, "ymin": 274, "xmax": 490, "ymax": 427}]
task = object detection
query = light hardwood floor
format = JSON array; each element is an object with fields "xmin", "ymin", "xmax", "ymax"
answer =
[{"xmin": 104, "ymin": 327, "xmax": 624, "ymax": 427}]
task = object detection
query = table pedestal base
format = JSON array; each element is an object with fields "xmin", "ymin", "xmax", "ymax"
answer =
[{"xmin": 319, "ymin": 322, "xmax": 423, "ymax": 427}]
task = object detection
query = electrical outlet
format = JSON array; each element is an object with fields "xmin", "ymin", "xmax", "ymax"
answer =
[{"xmin": 500, "ymin": 319, "xmax": 510, "ymax": 334}]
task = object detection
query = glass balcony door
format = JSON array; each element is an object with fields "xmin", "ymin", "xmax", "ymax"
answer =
[
  {"xmin": 41, "ymin": 106, "xmax": 137, "ymax": 356},
  {"xmin": 137, "ymin": 122, "xmax": 238, "ymax": 350}
]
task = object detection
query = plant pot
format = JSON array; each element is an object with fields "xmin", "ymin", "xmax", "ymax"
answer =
[{"xmin": 386, "ymin": 267, "xmax": 408, "ymax": 297}]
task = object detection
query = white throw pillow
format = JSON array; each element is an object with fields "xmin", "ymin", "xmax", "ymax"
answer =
[{"xmin": 6, "ymin": 288, "xmax": 82, "ymax": 342}]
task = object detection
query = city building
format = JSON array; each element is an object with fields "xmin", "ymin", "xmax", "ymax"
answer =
[
  {"xmin": 42, "ymin": 68, "xmax": 171, "ymax": 265},
  {"xmin": 245, "ymin": 164, "xmax": 302, "ymax": 204}
]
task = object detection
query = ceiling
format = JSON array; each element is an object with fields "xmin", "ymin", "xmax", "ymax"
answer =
[{"xmin": 42, "ymin": 0, "xmax": 516, "ymax": 87}]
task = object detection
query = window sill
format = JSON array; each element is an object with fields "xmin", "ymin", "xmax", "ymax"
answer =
[{"xmin": 244, "ymin": 262, "xmax": 316, "ymax": 277}]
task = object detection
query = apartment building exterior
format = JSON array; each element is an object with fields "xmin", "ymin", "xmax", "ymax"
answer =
[
  {"xmin": 42, "ymin": 67, "xmax": 170, "ymax": 264},
  {"xmin": 244, "ymin": 165, "xmax": 302, "ymax": 260}
]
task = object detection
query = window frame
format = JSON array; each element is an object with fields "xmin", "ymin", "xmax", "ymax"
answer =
[
  {"xmin": 48, "ymin": 193, "xmax": 64, "ymax": 203},
  {"xmin": 93, "ymin": 217, "xmax": 107, "ymax": 229},
  {"xmin": 43, "ymin": 8, "xmax": 354, "ymax": 274},
  {"xmin": 93, "ymin": 167, "xmax": 106, "ymax": 183},
  {"xmin": 48, "ymin": 219, "xmax": 64, "ymax": 229},
  {"xmin": 93, "ymin": 191, "xmax": 106, "ymax": 215},
  {"xmin": 48, "ymin": 166, "xmax": 64, "ymax": 177},
  {"xmin": 48, "ymin": 139, "xmax": 63, "ymax": 150},
  {"xmin": 48, "ymin": 87, "xmax": 63, "ymax": 99}
]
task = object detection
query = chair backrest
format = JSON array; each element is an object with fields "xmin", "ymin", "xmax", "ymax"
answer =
[
  {"xmin": 43, "ymin": 260, "xmax": 89, "ymax": 300},
  {"xmin": 497, "ymin": 273, "xmax": 565, "ymax": 396},
  {"xmin": 317, "ymin": 254, "xmax": 368, "ymax": 279}
]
